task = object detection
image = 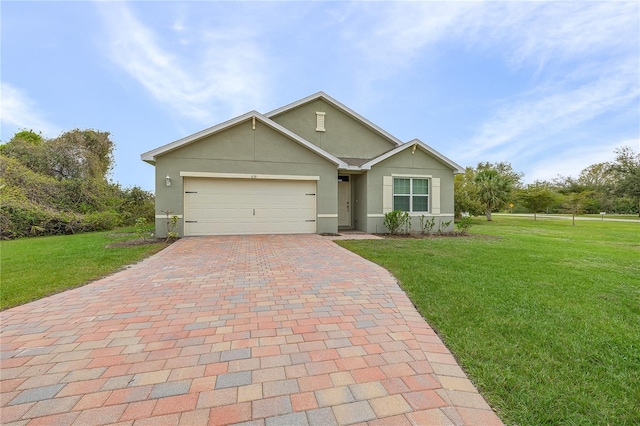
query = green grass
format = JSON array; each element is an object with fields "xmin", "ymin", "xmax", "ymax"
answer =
[
  {"xmin": 1, "ymin": 229, "xmax": 167, "ymax": 310},
  {"xmin": 582, "ymin": 214, "xmax": 639, "ymax": 220},
  {"xmin": 337, "ymin": 217, "xmax": 640, "ymax": 425},
  {"xmin": 506, "ymin": 213, "xmax": 640, "ymax": 221}
]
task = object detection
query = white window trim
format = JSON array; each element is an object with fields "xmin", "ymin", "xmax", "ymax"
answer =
[
  {"xmin": 391, "ymin": 173, "xmax": 432, "ymax": 178},
  {"xmin": 393, "ymin": 177, "xmax": 430, "ymax": 213}
]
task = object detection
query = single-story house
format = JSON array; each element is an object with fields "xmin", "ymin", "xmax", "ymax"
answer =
[{"xmin": 141, "ymin": 92, "xmax": 463, "ymax": 237}]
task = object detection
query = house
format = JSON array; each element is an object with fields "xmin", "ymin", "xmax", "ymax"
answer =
[{"xmin": 141, "ymin": 92, "xmax": 463, "ymax": 237}]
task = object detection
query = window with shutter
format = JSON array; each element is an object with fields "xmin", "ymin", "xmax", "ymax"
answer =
[{"xmin": 392, "ymin": 177, "xmax": 429, "ymax": 212}]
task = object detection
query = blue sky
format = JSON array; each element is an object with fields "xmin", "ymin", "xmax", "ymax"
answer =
[{"xmin": 2, "ymin": 1, "xmax": 639, "ymax": 192}]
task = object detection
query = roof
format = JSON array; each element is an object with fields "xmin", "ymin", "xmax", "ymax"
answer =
[
  {"xmin": 141, "ymin": 93, "xmax": 462, "ymax": 174},
  {"xmin": 140, "ymin": 111, "xmax": 348, "ymax": 168},
  {"xmin": 266, "ymin": 92, "xmax": 403, "ymax": 148}
]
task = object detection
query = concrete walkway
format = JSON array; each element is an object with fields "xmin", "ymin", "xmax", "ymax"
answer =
[{"xmin": 1, "ymin": 235, "xmax": 502, "ymax": 425}]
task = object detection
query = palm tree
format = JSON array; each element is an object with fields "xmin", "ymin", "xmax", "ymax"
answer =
[{"xmin": 475, "ymin": 169, "xmax": 513, "ymax": 221}]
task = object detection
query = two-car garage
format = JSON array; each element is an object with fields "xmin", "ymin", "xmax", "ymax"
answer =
[{"xmin": 182, "ymin": 176, "xmax": 317, "ymax": 236}]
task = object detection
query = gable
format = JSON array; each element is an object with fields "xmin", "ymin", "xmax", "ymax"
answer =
[
  {"xmin": 159, "ymin": 119, "xmax": 337, "ymax": 167},
  {"xmin": 268, "ymin": 94, "xmax": 399, "ymax": 160},
  {"xmin": 372, "ymin": 146, "xmax": 451, "ymax": 171},
  {"xmin": 362, "ymin": 139, "xmax": 463, "ymax": 173},
  {"xmin": 141, "ymin": 112, "xmax": 347, "ymax": 168}
]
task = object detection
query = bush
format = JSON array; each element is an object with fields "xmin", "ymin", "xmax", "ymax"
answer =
[
  {"xmin": 419, "ymin": 215, "xmax": 436, "ymax": 235},
  {"xmin": 384, "ymin": 210, "xmax": 410, "ymax": 235},
  {"xmin": 117, "ymin": 186, "xmax": 155, "ymax": 225},
  {"xmin": 134, "ymin": 217, "xmax": 149, "ymax": 240},
  {"xmin": 0, "ymin": 156, "xmax": 59, "ymax": 207},
  {"xmin": 80, "ymin": 211, "xmax": 123, "ymax": 232},
  {"xmin": 1, "ymin": 129, "xmax": 155, "ymax": 239},
  {"xmin": 0, "ymin": 195, "xmax": 124, "ymax": 239},
  {"xmin": 1, "ymin": 202, "xmax": 50, "ymax": 239},
  {"xmin": 438, "ymin": 219, "xmax": 453, "ymax": 234},
  {"xmin": 455, "ymin": 216, "xmax": 474, "ymax": 234}
]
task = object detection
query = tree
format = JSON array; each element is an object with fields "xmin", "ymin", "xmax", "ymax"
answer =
[
  {"xmin": 454, "ymin": 167, "xmax": 483, "ymax": 218},
  {"xmin": 609, "ymin": 146, "xmax": 640, "ymax": 216},
  {"xmin": 48, "ymin": 129, "xmax": 115, "ymax": 181},
  {"xmin": 577, "ymin": 162, "xmax": 615, "ymax": 190},
  {"xmin": 518, "ymin": 183, "xmax": 558, "ymax": 220},
  {"xmin": 1, "ymin": 129, "xmax": 114, "ymax": 181},
  {"xmin": 475, "ymin": 168, "xmax": 514, "ymax": 221},
  {"xmin": 563, "ymin": 191, "xmax": 591, "ymax": 226},
  {"xmin": 12, "ymin": 130, "xmax": 43, "ymax": 145},
  {"xmin": 0, "ymin": 131, "xmax": 49, "ymax": 175},
  {"xmin": 476, "ymin": 161, "xmax": 523, "ymax": 189}
]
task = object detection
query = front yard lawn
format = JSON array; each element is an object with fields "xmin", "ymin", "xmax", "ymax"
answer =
[
  {"xmin": 338, "ymin": 217, "xmax": 640, "ymax": 425},
  {"xmin": 1, "ymin": 229, "xmax": 167, "ymax": 310}
]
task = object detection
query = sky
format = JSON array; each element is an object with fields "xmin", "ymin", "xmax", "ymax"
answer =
[{"xmin": 2, "ymin": 1, "xmax": 639, "ymax": 192}]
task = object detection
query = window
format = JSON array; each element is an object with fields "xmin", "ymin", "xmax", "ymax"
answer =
[{"xmin": 393, "ymin": 178, "xmax": 429, "ymax": 212}]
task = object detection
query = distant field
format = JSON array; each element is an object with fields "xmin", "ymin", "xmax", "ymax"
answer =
[
  {"xmin": 581, "ymin": 213, "xmax": 638, "ymax": 220},
  {"xmin": 338, "ymin": 216, "xmax": 640, "ymax": 425},
  {"xmin": 500, "ymin": 212, "xmax": 639, "ymax": 221},
  {"xmin": 1, "ymin": 229, "xmax": 167, "ymax": 310}
]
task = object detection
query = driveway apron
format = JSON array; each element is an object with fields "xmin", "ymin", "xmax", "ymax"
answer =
[{"xmin": 1, "ymin": 235, "xmax": 502, "ymax": 425}]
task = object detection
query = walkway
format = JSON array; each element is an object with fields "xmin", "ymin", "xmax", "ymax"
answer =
[{"xmin": 1, "ymin": 235, "xmax": 502, "ymax": 425}]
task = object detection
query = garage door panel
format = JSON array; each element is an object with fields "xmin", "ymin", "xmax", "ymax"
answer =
[
  {"xmin": 188, "ymin": 209, "xmax": 254, "ymax": 220},
  {"xmin": 184, "ymin": 178, "xmax": 316, "ymax": 236}
]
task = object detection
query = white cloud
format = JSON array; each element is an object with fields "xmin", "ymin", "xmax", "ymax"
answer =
[
  {"xmin": 351, "ymin": 2, "xmax": 639, "ymax": 180},
  {"xmin": 352, "ymin": 2, "xmax": 638, "ymax": 73},
  {"xmin": 96, "ymin": 2, "xmax": 270, "ymax": 124},
  {"xmin": 457, "ymin": 58, "xmax": 639, "ymax": 162},
  {"xmin": 488, "ymin": 2, "xmax": 639, "ymax": 69},
  {"xmin": 0, "ymin": 82, "xmax": 59, "ymax": 139},
  {"xmin": 525, "ymin": 138, "xmax": 637, "ymax": 183}
]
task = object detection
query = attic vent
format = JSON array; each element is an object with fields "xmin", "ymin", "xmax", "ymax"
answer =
[{"xmin": 316, "ymin": 112, "xmax": 326, "ymax": 132}]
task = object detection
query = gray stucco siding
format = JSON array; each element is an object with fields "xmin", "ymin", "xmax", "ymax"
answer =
[
  {"xmin": 353, "ymin": 173, "xmax": 368, "ymax": 232},
  {"xmin": 270, "ymin": 99, "xmax": 396, "ymax": 159},
  {"xmin": 364, "ymin": 149, "xmax": 456, "ymax": 233},
  {"xmin": 153, "ymin": 120, "xmax": 339, "ymax": 237}
]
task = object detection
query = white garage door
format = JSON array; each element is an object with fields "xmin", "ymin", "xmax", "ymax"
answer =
[{"xmin": 183, "ymin": 178, "xmax": 317, "ymax": 236}]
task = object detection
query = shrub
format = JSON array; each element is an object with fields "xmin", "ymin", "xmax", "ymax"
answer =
[
  {"xmin": 455, "ymin": 216, "xmax": 474, "ymax": 234},
  {"xmin": 0, "ymin": 197, "xmax": 123, "ymax": 239},
  {"xmin": 438, "ymin": 219, "xmax": 453, "ymax": 234},
  {"xmin": 384, "ymin": 210, "xmax": 403, "ymax": 235},
  {"xmin": 384, "ymin": 210, "xmax": 411, "ymax": 235},
  {"xmin": 117, "ymin": 186, "xmax": 155, "ymax": 225},
  {"xmin": 402, "ymin": 211, "xmax": 411, "ymax": 234},
  {"xmin": 81, "ymin": 211, "xmax": 123, "ymax": 232},
  {"xmin": 134, "ymin": 217, "xmax": 148, "ymax": 240},
  {"xmin": 419, "ymin": 215, "xmax": 436, "ymax": 235},
  {"xmin": 1, "ymin": 129, "xmax": 155, "ymax": 239}
]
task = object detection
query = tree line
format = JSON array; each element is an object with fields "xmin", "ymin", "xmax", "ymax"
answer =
[
  {"xmin": 455, "ymin": 146, "xmax": 640, "ymax": 220},
  {"xmin": 0, "ymin": 129, "xmax": 154, "ymax": 239}
]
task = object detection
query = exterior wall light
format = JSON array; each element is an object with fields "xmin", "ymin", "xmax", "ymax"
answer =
[{"xmin": 165, "ymin": 175, "xmax": 172, "ymax": 187}]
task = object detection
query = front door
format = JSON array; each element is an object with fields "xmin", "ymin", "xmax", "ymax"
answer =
[{"xmin": 338, "ymin": 179, "xmax": 350, "ymax": 227}]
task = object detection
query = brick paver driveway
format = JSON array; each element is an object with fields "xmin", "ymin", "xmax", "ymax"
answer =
[{"xmin": 1, "ymin": 235, "xmax": 502, "ymax": 425}]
